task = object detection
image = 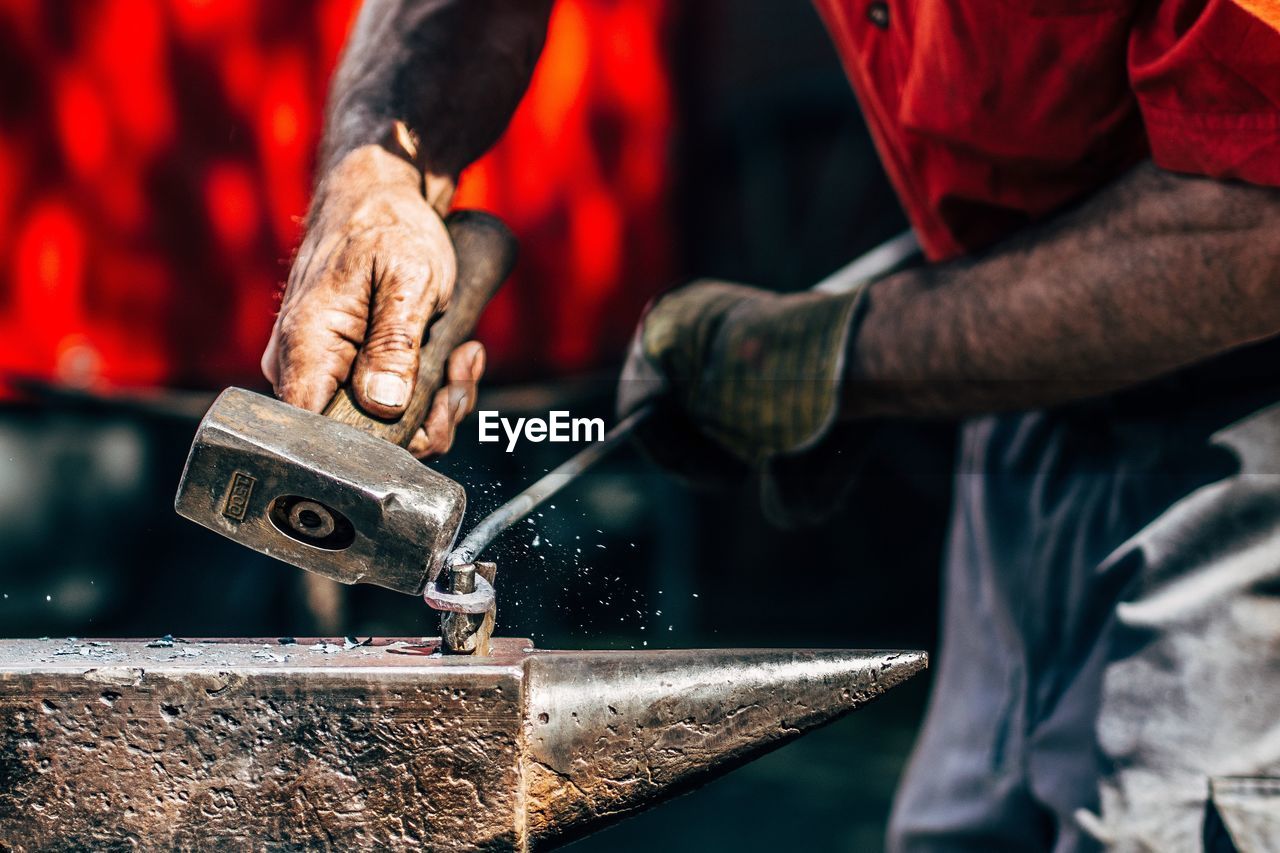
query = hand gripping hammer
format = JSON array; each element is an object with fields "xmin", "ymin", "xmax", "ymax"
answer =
[{"xmin": 174, "ymin": 211, "xmax": 517, "ymax": 600}]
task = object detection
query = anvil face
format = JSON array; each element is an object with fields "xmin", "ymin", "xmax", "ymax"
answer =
[
  {"xmin": 174, "ymin": 388, "xmax": 465, "ymax": 595},
  {"xmin": 0, "ymin": 638, "xmax": 926, "ymax": 850}
]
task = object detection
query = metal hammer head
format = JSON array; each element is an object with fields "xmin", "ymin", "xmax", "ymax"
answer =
[{"xmin": 174, "ymin": 387, "xmax": 465, "ymax": 595}]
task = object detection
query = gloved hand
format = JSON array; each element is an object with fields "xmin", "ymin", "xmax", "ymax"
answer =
[{"xmin": 617, "ymin": 279, "xmax": 869, "ymax": 488}]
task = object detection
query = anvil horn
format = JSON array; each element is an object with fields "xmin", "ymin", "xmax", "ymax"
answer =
[
  {"xmin": 0, "ymin": 639, "xmax": 925, "ymax": 849},
  {"xmin": 523, "ymin": 648, "xmax": 927, "ymax": 847}
]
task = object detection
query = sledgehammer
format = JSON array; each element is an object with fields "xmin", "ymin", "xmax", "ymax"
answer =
[{"xmin": 174, "ymin": 211, "xmax": 517, "ymax": 598}]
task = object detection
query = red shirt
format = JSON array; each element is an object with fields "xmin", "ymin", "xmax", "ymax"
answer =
[{"xmin": 814, "ymin": 0, "xmax": 1280, "ymax": 261}]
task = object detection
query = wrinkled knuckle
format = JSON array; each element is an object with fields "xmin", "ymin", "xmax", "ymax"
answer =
[
  {"xmin": 334, "ymin": 245, "xmax": 376, "ymax": 283},
  {"xmin": 438, "ymin": 248, "xmax": 459, "ymax": 294},
  {"xmin": 435, "ymin": 244, "xmax": 458, "ymax": 283},
  {"xmin": 383, "ymin": 258, "xmax": 432, "ymax": 294},
  {"xmin": 280, "ymin": 301, "xmax": 338, "ymax": 336},
  {"xmin": 362, "ymin": 327, "xmax": 419, "ymax": 360},
  {"xmin": 363, "ymin": 229, "xmax": 394, "ymax": 256},
  {"xmin": 277, "ymin": 377, "xmax": 310, "ymax": 405},
  {"xmin": 417, "ymin": 258, "xmax": 452, "ymax": 310},
  {"xmin": 346, "ymin": 197, "xmax": 399, "ymax": 232},
  {"xmin": 276, "ymin": 310, "xmax": 310, "ymax": 344},
  {"xmin": 351, "ymin": 239, "xmax": 381, "ymax": 267}
]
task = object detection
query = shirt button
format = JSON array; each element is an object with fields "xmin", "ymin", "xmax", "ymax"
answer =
[{"xmin": 867, "ymin": 1, "xmax": 890, "ymax": 29}]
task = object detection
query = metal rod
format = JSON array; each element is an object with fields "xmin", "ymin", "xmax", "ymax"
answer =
[
  {"xmin": 811, "ymin": 229, "xmax": 919, "ymax": 295},
  {"xmin": 444, "ymin": 228, "xmax": 920, "ymax": 569},
  {"xmin": 446, "ymin": 408, "xmax": 649, "ymax": 566}
]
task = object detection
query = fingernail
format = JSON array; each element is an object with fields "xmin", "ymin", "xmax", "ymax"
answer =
[
  {"xmin": 449, "ymin": 386, "xmax": 469, "ymax": 421},
  {"xmin": 366, "ymin": 372, "xmax": 409, "ymax": 408},
  {"xmin": 470, "ymin": 347, "xmax": 484, "ymax": 373}
]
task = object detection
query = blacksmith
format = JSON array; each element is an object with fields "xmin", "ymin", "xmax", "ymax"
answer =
[{"xmin": 262, "ymin": 2, "xmax": 1280, "ymax": 849}]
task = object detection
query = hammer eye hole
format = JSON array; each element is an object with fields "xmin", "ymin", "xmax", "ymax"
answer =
[{"xmin": 268, "ymin": 496, "xmax": 356, "ymax": 551}]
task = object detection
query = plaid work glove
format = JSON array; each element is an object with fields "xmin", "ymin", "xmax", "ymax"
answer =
[{"xmin": 617, "ymin": 280, "xmax": 869, "ymax": 492}]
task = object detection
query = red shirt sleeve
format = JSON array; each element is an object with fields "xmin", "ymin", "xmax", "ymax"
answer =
[{"xmin": 1130, "ymin": 0, "xmax": 1280, "ymax": 186}]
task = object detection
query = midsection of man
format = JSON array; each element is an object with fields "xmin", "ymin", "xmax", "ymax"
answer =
[{"xmin": 806, "ymin": 2, "xmax": 1280, "ymax": 850}]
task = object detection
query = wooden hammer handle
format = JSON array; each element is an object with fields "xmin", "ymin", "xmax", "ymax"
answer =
[{"xmin": 322, "ymin": 210, "xmax": 518, "ymax": 446}]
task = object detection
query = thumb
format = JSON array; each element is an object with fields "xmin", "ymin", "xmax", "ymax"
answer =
[{"xmin": 351, "ymin": 260, "xmax": 447, "ymax": 419}]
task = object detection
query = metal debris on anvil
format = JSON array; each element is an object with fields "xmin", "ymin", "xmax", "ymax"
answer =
[
  {"xmin": 252, "ymin": 645, "xmax": 288, "ymax": 663},
  {"xmin": 0, "ymin": 637, "xmax": 925, "ymax": 849},
  {"xmin": 52, "ymin": 640, "xmax": 119, "ymax": 659},
  {"xmin": 145, "ymin": 633, "xmax": 190, "ymax": 648}
]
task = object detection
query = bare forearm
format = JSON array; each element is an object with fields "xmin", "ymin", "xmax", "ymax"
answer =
[
  {"xmin": 847, "ymin": 163, "xmax": 1280, "ymax": 418},
  {"xmin": 265, "ymin": 0, "xmax": 550, "ymax": 442},
  {"xmin": 318, "ymin": 0, "xmax": 554, "ymax": 196}
]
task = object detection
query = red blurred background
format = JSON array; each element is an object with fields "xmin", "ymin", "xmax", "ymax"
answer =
[{"xmin": 0, "ymin": 0, "xmax": 673, "ymax": 393}]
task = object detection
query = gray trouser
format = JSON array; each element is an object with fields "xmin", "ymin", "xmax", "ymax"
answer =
[{"xmin": 887, "ymin": 356, "xmax": 1280, "ymax": 852}]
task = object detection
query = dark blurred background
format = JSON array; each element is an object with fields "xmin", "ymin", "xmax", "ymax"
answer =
[{"xmin": 0, "ymin": 1, "xmax": 954, "ymax": 849}]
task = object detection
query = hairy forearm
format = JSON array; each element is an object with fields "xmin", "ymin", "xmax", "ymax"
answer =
[
  {"xmin": 846, "ymin": 163, "xmax": 1280, "ymax": 418},
  {"xmin": 318, "ymin": 0, "xmax": 554, "ymax": 198},
  {"xmin": 266, "ymin": 0, "xmax": 550, "ymax": 439}
]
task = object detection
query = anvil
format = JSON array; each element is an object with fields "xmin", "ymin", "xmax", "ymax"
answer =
[{"xmin": 0, "ymin": 638, "xmax": 924, "ymax": 849}]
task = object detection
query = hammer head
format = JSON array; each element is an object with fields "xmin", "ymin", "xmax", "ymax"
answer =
[{"xmin": 175, "ymin": 387, "xmax": 465, "ymax": 595}]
